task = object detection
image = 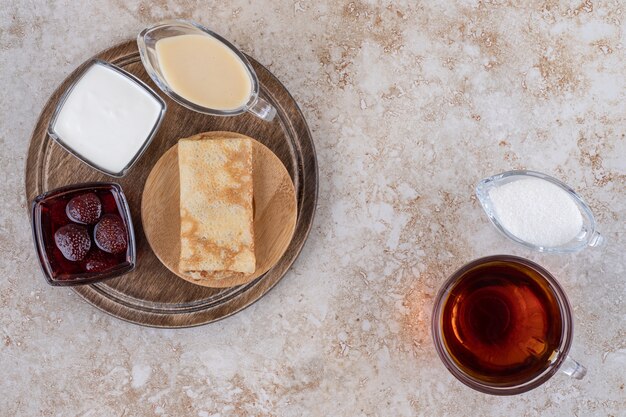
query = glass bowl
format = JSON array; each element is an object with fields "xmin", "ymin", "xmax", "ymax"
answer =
[
  {"xmin": 47, "ymin": 60, "xmax": 166, "ymax": 177},
  {"xmin": 137, "ymin": 19, "xmax": 276, "ymax": 121},
  {"xmin": 31, "ymin": 182, "xmax": 136, "ymax": 286},
  {"xmin": 476, "ymin": 170, "xmax": 604, "ymax": 253}
]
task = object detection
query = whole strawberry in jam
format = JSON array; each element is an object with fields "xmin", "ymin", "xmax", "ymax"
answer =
[
  {"xmin": 66, "ymin": 193, "xmax": 102, "ymax": 224},
  {"xmin": 84, "ymin": 249, "xmax": 118, "ymax": 272},
  {"xmin": 54, "ymin": 224, "xmax": 91, "ymax": 261},
  {"xmin": 94, "ymin": 214, "xmax": 128, "ymax": 254}
]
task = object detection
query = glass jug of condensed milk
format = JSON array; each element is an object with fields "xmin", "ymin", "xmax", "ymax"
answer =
[{"xmin": 138, "ymin": 19, "xmax": 276, "ymax": 122}]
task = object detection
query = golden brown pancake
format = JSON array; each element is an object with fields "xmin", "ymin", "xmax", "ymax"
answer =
[{"xmin": 178, "ymin": 137, "xmax": 255, "ymax": 280}]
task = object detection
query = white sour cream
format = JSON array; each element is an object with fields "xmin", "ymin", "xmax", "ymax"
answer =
[{"xmin": 52, "ymin": 62, "xmax": 163, "ymax": 175}]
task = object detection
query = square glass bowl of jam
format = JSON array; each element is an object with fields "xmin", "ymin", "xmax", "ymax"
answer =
[{"xmin": 31, "ymin": 183, "xmax": 136, "ymax": 286}]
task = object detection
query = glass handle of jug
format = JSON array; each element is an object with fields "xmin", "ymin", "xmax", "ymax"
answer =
[{"xmin": 247, "ymin": 96, "xmax": 276, "ymax": 122}]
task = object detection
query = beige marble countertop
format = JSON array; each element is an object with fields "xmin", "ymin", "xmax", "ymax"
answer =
[{"xmin": 1, "ymin": 1, "xmax": 625, "ymax": 416}]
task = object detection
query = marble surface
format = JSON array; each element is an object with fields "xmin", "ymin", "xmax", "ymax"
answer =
[{"xmin": 1, "ymin": 0, "xmax": 625, "ymax": 415}]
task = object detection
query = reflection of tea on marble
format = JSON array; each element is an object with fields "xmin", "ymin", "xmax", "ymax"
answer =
[{"xmin": 155, "ymin": 34, "xmax": 252, "ymax": 110}]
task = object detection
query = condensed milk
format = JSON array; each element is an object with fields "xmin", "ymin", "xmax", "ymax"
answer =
[{"xmin": 155, "ymin": 34, "xmax": 253, "ymax": 110}]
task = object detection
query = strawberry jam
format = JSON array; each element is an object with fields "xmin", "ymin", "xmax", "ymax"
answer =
[{"xmin": 31, "ymin": 183, "xmax": 135, "ymax": 286}]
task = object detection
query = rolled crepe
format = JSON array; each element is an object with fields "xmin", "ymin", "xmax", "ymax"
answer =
[{"xmin": 178, "ymin": 137, "xmax": 255, "ymax": 280}]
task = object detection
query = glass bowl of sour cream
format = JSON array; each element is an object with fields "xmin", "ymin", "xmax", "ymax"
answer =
[
  {"xmin": 48, "ymin": 60, "xmax": 166, "ymax": 177},
  {"xmin": 476, "ymin": 170, "xmax": 604, "ymax": 253}
]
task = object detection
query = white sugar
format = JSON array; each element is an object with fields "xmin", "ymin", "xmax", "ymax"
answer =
[{"xmin": 488, "ymin": 178, "xmax": 583, "ymax": 247}]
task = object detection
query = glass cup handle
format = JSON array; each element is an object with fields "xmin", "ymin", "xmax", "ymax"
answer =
[
  {"xmin": 560, "ymin": 355, "xmax": 587, "ymax": 379},
  {"xmin": 246, "ymin": 96, "xmax": 277, "ymax": 122}
]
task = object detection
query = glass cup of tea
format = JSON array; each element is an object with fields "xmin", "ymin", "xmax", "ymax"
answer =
[
  {"xmin": 137, "ymin": 19, "xmax": 277, "ymax": 122},
  {"xmin": 431, "ymin": 255, "xmax": 586, "ymax": 395}
]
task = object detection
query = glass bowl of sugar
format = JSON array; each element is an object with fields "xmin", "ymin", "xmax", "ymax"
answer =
[{"xmin": 476, "ymin": 170, "xmax": 604, "ymax": 253}]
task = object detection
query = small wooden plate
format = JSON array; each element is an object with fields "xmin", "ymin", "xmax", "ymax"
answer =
[
  {"xmin": 24, "ymin": 41, "xmax": 318, "ymax": 327},
  {"xmin": 142, "ymin": 131, "xmax": 297, "ymax": 288}
]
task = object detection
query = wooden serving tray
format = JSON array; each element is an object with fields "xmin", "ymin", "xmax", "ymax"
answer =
[{"xmin": 24, "ymin": 40, "xmax": 318, "ymax": 327}]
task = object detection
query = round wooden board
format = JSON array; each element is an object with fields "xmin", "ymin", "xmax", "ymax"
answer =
[
  {"xmin": 142, "ymin": 132, "xmax": 297, "ymax": 288},
  {"xmin": 24, "ymin": 40, "xmax": 318, "ymax": 328}
]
